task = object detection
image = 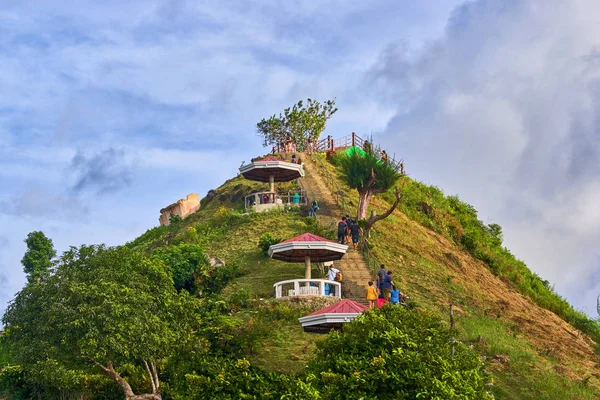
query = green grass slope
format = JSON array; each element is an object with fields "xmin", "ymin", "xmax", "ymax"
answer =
[{"xmin": 129, "ymin": 160, "xmax": 600, "ymax": 399}]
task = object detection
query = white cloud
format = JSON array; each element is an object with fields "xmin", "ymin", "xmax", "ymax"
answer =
[{"xmin": 369, "ymin": 0, "xmax": 600, "ymax": 312}]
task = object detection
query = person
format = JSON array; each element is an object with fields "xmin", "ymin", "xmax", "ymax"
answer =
[
  {"xmin": 382, "ymin": 271, "xmax": 394, "ymax": 301},
  {"xmin": 337, "ymin": 217, "xmax": 348, "ymax": 244},
  {"xmin": 376, "ymin": 292, "xmax": 387, "ymax": 308},
  {"xmin": 327, "ymin": 264, "xmax": 340, "ymax": 296},
  {"xmin": 349, "ymin": 220, "xmax": 362, "ymax": 250},
  {"xmin": 262, "ymin": 193, "xmax": 270, "ymax": 204},
  {"xmin": 310, "ymin": 199, "xmax": 319, "ymax": 217},
  {"xmin": 297, "ymin": 156, "xmax": 302, "ymax": 165},
  {"xmin": 364, "ymin": 140, "xmax": 372, "ymax": 153},
  {"xmin": 292, "ymin": 192, "xmax": 300, "ymax": 204},
  {"xmin": 377, "ymin": 264, "xmax": 387, "ymax": 291},
  {"xmin": 381, "ymin": 150, "xmax": 388, "ymax": 162},
  {"xmin": 291, "ymin": 154, "xmax": 297, "ymax": 164},
  {"xmin": 389, "ymin": 285, "xmax": 401, "ymax": 305},
  {"xmin": 366, "ymin": 281, "xmax": 378, "ymax": 309},
  {"xmin": 344, "ymin": 214, "xmax": 354, "ymax": 244}
]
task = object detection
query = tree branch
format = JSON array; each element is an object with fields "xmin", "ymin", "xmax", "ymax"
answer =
[
  {"xmin": 151, "ymin": 361, "xmax": 160, "ymax": 392},
  {"xmin": 144, "ymin": 360, "xmax": 157, "ymax": 394},
  {"xmin": 365, "ymin": 180, "xmax": 405, "ymax": 237}
]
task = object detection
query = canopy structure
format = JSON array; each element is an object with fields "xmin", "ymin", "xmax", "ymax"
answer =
[
  {"xmin": 268, "ymin": 233, "xmax": 348, "ymax": 279},
  {"xmin": 239, "ymin": 156, "xmax": 304, "ymax": 192},
  {"xmin": 298, "ymin": 299, "xmax": 368, "ymax": 333},
  {"xmin": 344, "ymin": 146, "xmax": 367, "ymax": 157}
]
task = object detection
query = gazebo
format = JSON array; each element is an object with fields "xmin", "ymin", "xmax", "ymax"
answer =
[
  {"xmin": 298, "ymin": 299, "xmax": 368, "ymax": 333},
  {"xmin": 269, "ymin": 233, "xmax": 348, "ymax": 299},
  {"xmin": 239, "ymin": 156, "xmax": 306, "ymax": 212},
  {"xmin": 268, "ymin": 233, "xmax": 348, "ymax": 280}
]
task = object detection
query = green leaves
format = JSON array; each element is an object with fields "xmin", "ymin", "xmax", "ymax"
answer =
[
  {"xmin": 307, "ymin": 306, "xmax": 492, "ymax": 400},
  {"xmin": 256, "ymin": 98, "xmax": 337, "ymax": 150},
  {"xmin": 3, "ymin": 244, "xmax": 200, "ymax": 396},
  {"xmin": 21, "ymin": 231, "xmax": 56, "ymax": 284}
]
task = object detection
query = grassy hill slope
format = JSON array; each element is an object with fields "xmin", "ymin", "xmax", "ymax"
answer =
[{"xmin": 129, "ymin": 155, "xmax": 600, "ymax": 399}]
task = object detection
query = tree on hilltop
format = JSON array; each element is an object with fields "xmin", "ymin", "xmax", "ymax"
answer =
[
  {"xmin": 256, "ymin": 98, "xmax": 337, "ymax": 151},
  {"xmin": 3, "ymin": 245, "xmax": 198, "ymax": 400},
  {"xmin": 21, "ymin": 231, "xmax": 56, "ymax": 284}
]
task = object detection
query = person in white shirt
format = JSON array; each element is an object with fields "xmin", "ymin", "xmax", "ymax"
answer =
[{"xmin": 327, "ymin": 265, "xmax": 340, "ymax": 296}]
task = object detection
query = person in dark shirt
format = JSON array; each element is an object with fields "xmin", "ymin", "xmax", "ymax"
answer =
[
  {"xmin": 349, "ymin": 220, "xmax": 361, "ymax": 250},
  {"xmin": 377, "ymin": 264, "xmax": 387, "ymax": 291},
  {"xmin": 382, "ymin": 271, "xmax": 394, "ymax": 301},
  {"xmin": 337, "ymin": 217, "xmax": 348, "ymax": 244}
]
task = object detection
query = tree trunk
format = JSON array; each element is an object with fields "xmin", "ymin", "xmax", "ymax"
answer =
[
  {"xmin": 363, "ymin": 185, "xmax": 404, "ymax": 238},
  {"xmin": 357, "ymin": 190, "xmax": 372, "ymax": 220},
  {"xmin": 86, "ymin": 358, "xmax": 162, "ymax": 400}
]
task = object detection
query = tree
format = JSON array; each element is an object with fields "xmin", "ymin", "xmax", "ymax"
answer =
[
  {"xmin": 338, "ymin": 151, "xmax": 402, "ymax": 233},
  {"xmin": 3, "ymin": 245, "xmax": 198, "ymax": 400},
  {"xmin": 256, "ymin": 98, "xmax": 337, "ymax": 151},
  {"xmin": 21, "ymin": 231, "xmax": 56, "ymax": 284},
  {"xmin": 308, "ymin": 306, "xmax": 491, "ymax": 399}
]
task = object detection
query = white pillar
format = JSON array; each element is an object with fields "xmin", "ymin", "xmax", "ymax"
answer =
[
  {"xmin": 305, "ymin": 256, "xmax": 311, "ymax": 279},
  {"xmin": 293, "ymin": 280, "xmax": 300, "ymax": 296},
  {"xmin": 269, "ymin": 175, "xmax": 274, "ymax": 193}
]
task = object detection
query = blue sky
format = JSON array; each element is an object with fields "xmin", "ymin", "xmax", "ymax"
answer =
[{"xmin": 1, "ymin": 0, "xmax": 600, "ymax": 317}]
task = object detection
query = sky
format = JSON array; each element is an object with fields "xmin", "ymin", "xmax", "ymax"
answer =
[{"xmin": 1, "ymin": 0, "xmax": 599, "ymax": 317}]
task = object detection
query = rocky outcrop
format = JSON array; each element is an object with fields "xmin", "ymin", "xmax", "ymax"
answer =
[{"xmin": 159, "ymin": 193, "xmax": 200, "ymax": 226}]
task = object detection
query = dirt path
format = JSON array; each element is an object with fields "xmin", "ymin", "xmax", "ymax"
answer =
[{"xmin": 301, "ymin": 155, "xmax": 374, "ymax": 305}]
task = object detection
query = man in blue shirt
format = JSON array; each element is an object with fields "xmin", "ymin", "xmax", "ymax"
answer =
[{"xmin": 382, "ymin": 271, "xmax": 394, "ymax": 301}]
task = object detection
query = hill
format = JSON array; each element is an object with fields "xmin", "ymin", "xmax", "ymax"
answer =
[
  {"xmin": 141, "ymin": 148, "xmax": 599, "ymax": 399},
  {"xmin": 2, "ymin": 142, "xmax": 600, "ymax": 399}
]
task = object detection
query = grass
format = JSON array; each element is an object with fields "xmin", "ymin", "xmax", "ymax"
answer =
[
  {"xmin": 124, "ymin": 158, "xmax": 600, "ymax": 398},
  {"xmin": 459, "ymin": 315, "xmax": 598, "ymax": 400}
]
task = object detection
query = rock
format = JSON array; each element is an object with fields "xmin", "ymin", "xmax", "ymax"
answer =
[
  {"xmin": 208, "ymin": 257, "xmax": 226, "ymax": 267},
  {"xmin": 492, "ymin": 354, "xmax": 510, "ymax": 365},
  {"xmin": 159, "ymin": 193, "xmax": 200, "ymax": 226},
  {"xmin": 205, "ymin": 189, "xmax": 217, "ymax": 203}
]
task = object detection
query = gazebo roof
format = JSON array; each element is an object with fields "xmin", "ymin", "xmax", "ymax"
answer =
[
  {"xmin": 239, "ymin": 157, "xmax": 304, "ymax": 182},
  {"xmin": 280, "ymin": 232, "xmax": 338, "ymax": 244},
  {"xmin": 268, "ymin": 233, "xmax": 348, "ymax": 263},
  {"xmin": 298, "ymin": 299, "xmax": 367, "ymax": 333},
  {"xmin": 307, "ymin": 299, "xmax": 368, "ymax": 316}
]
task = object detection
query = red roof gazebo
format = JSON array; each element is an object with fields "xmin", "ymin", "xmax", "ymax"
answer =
[
  {"xmin": 239, "ymin": 156, "xmax": 304, "ymax": 192},
  {"xmin": 298, "ymin": 299, "xmax": 368, "ymax": 333},
  {"xmin": 268, "ymin": 233, "xmax": 348, "ymax": 279}
]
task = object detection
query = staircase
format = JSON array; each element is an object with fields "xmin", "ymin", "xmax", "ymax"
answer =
[{"xmin": 300, "ymin": 155, "xmax": 374, "ymax": 307}]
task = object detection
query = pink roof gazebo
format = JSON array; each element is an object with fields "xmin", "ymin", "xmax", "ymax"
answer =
[
  {"xmin": 268, "ymin": 233, "xmax": 348, "ymax": 279},
  {"xmin": 298, "ymin": 299, "xmax": 368, "ymax": 333},
  {"xmin": 239, "ymin": 156, "xmax": 304, "ymax": 192}
]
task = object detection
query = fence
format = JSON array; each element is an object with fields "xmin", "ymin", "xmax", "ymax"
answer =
[{"xmin": 315, "ymin": 132, "xmax": 404, "ymax": 174}]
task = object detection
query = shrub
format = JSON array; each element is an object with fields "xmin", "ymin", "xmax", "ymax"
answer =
[
  {"xmin": 258, "ymin": 233, "xmax": 282, "ymax": 255},
  {"xmin": 153, "ymin": 243, "xmax": 207, "ymax": 293},
  {"xmin": 308, "ymin": 305, "xmax": 492, "ymax": 399}
]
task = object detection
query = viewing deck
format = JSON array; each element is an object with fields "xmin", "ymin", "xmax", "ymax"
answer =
[
  {"xmin": 245, "ymin": 190, "xmax": 308, "ymax": 213},
  {"xmin": 274, "ymin": 279, "xmax": 342, "ymax": 299}
]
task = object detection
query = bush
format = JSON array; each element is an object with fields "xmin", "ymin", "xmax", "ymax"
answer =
[
  {"xmin": 308, "ymin": 305, "xmax": 492, "ymax": 399},
  {"xmin": 153, "ymin": 243, "xmax": 207, "ymax": 293},
  {"xmin": 258, "ymin": 233, "xmax": 282, "ymax": 255}
]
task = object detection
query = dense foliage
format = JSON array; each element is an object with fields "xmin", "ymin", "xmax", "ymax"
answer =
[
  {"xmin": 2, "ymin": 245, "xmax": 199, "ymax": 399},
  {"xmin": 21, "ymin": 231, "xmax": 56, "ymax": 284},
  {"xmin": 256, "ymin": 98, "xmax": 337, "ymax": 151},
  {"xmin": 308, "ymin": 305, "xmax": 492, "ymax": 399}
]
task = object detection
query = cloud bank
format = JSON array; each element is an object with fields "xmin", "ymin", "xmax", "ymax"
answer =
[{"xmin": 371, "ymin": 0, "xmax": 600, "ymax": 313}]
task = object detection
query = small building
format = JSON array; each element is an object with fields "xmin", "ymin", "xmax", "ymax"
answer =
[{"xmin": 159, "ymin": 193, "xmax": 200, "ymax": 226}]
